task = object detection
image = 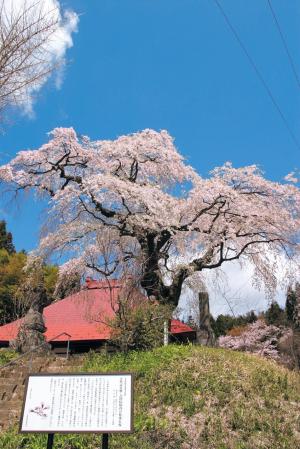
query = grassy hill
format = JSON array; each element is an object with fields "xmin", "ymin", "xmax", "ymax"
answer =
[{"xmin": 1, "ymin": 345, "xmax": 299, "ymax": 449}]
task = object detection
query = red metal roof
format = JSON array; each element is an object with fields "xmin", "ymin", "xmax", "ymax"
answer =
[{"xmin": 0, "ymin": 281, "xmax": 194, "ymax": 343}]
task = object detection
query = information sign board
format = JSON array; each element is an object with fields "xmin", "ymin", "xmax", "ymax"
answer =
[{"xmin": 20, "ymin": 373, "xmax": 133, "ymax": 433}]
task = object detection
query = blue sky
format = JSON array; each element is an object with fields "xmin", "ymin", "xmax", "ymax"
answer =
[{"xmin": 1, "ymin": 0, "xmax": 300, "ymax": 253}]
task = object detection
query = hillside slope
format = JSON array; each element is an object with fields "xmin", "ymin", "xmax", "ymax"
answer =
[{"xmin": 1, "ymin": 345, "xmax": 299, "ymax": 449}]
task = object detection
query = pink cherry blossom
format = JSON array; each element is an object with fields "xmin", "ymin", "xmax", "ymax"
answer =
[
  {"xmin": 218, "ymin": 319, "xmax": 291, "ymax": 361},
  {"xmin": 1, "ymin": 128, "xmax": 300, "ymax": 306}
]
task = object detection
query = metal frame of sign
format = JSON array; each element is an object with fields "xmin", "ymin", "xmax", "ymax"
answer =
[{"xmin": 19, "ymin": 372, "xmax": 134, "ymax": 434}]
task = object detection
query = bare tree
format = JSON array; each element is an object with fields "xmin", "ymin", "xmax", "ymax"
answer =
[{"xmin": 0, "ymin": 0, "xmax": 60, "ymax": 118}]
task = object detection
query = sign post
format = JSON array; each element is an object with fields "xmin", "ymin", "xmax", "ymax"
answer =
[
  {"xmin": 102, "ymin": 433, "xmax": 109, "ymax": 449},
  {"xmin": 46, "ymin": 433, "xmax": 54, "ymax": 449},
  {"xmin": 19, "ymin": 373, "xmax": 134, "ymax": 448}
]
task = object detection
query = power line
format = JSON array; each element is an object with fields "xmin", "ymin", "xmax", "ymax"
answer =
[
  {"xmin": 213, "ymin": 0, "xmax": 300, "ymax": 151},
  {"xmin": 266, "ymin": 0, "xmax": 300, "ymax": 89}
]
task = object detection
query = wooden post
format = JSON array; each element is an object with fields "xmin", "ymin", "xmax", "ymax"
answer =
[
  {"xmin": 46, "ymin": 433, "xmax": 54, "ymax": 449},
  {"xmin": 102, "ymin": 433, "xmax": 109, "ymax": 449},
  {"xmin": 163, "ymin": 320, "xmax": 168, "ymax": 346},
  {"xmin": 66, "ymin": 337, "xmax": 70, "ymax": 360}
]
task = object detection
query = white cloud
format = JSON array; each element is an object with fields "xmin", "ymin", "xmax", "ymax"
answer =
[
  {"xmin": 2, "ymin": 0, "xmax": 79, "ymax": 115},
  {"xmin": 178, "ymin": 254, "xmax": 299, "ymax": 319},
  {"xmin": 203, "ymin": 261, "xmax": 286, "ymax": 316}
]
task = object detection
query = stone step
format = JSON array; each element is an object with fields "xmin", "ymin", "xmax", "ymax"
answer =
[
  {"xmin": 0, "ymin": 387, "xmax": 27, "ymax": 400},
  {"xmin": 0, "ymin": 406, "xmax": 22, "ymax": 420},
  {"xmin": 0, "ymin": 399, "xmax": 22, "ymax": 410},
  {"xmin": 0, "ymin": 379, "xmax": 20, "ymax": 387},
  {"xmin": 45, "ymin": 366, "xmax": 74, "ymax": 372},
  {"xmin": 1, "ymin": 376, "xmax": 26, "ymax": 383},
  {"xmin": 0, "ymin": 413, "xmax": 21, "ymax": 428},
  {"xmin": 0, "ymin": 387, "xmax": 25, "ymax": 402},
  {"xmin": 1, "ymin": 369, "xmax": 28, "ymax": 376},
  {"xmin": 0, "ymin": 354, "xmax": 86, "ymax": 431},
  {"xmin": 1, "ymin": 363, "xmax": 49, "ymax": 373},
  {"xmin": 1, "ymin": 358, "xmax": 52, "ymax": 370}
]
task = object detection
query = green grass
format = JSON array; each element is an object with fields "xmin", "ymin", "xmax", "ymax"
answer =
[
  {"xmin": 1, "ymin": 345, "xmax": 299, "ymax": 449},
  {"xmin": 0, "ymin": 348, "xmax": 17, "ymax": 367}
]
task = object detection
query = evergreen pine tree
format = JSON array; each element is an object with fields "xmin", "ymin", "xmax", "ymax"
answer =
[
  {"xmin": 286, "ymin": 285, "xmax": 297, "ymax": 324},
  {"xmin": 265, "ymin": 301, "xmax": 285, "ymax": 326},
  {"xmin": 0, "ymin": 220, "xmax": 15, "ymax": 254},
  {"xmin": 294, "ymin": 284, "xmax": 300, "ymax": 329}
]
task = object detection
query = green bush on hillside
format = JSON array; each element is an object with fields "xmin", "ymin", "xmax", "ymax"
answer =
[
  {"xmin": 0, "ymin": 349, "xmax": 17, "ymax": 367},
  {"xmin": 109, "ymin": 301, "xmax": 172, "ymax": 352}
]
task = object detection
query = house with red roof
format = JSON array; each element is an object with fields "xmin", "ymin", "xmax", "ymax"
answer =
[{"xmin": 0, "ymin": 279, "xmax": 196, "ymax": 353}]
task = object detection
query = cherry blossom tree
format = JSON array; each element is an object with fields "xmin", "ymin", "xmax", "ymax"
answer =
[
  {"xmin": 218, "ymin": 319, "xmax": 300, "ymax": 368},
  {"xmin": 218, "ymin": 320, "xmax": 282, "ymax": 360},
  {"xmin": 1, "ymin": 127, "xmax": 300, "ymax": 308}
]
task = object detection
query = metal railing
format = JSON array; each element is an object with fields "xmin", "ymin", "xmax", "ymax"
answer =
[{"xmin": 0, "ymin": 332, "xmax": 72, "ymax": 371}]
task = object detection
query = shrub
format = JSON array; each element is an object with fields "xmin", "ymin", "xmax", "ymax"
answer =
[
  {"xmin": 109, "ymin": 300, "xmax": 172, "ymax": 352},
  {"xmin": 0, "ymin": 348, "xmax": 17, "ymax": 366}
]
